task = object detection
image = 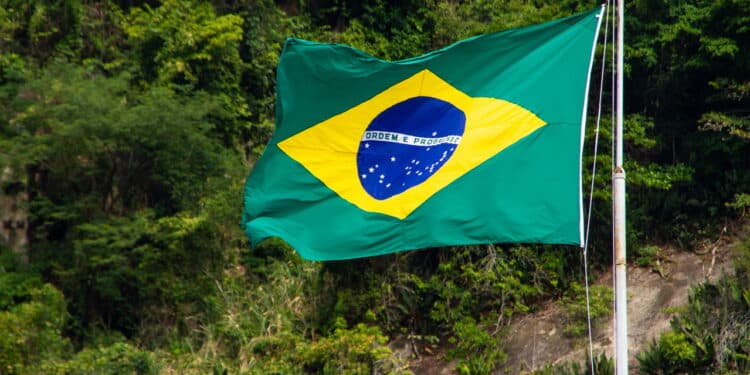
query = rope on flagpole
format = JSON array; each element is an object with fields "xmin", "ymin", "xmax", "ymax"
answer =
[{"xmin": 582, "ymin": 3, "xmax": 611, "ymax": 374}]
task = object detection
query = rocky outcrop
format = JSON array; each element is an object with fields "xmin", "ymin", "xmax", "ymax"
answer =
[
  {"xmin": 1, "ymin": 167, "xmax": 27, "ymax": 261},
  {"xmin": 503, "ymin": 244, "xmax": 734, "ymax": 374}
]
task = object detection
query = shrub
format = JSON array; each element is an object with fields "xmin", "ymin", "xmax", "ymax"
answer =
[
  {"xmin": 38, "ymin": 342, "xmax": 157, "ymax": 375},
  {"xmin": 533, "ymin": 352, "xmax": 614, "ymax": 375},
  {"xmin": 559, "ymin": 282, "xmax": 612, "ymax": 338},
  {"xmin": 0, "ymin": 283, "xmax": 71, "ymax": 373},
  {"xmin": 638, "ymin": 238, "xmax": 750, "ymax": 374},
  {"xmin": 295, "ymin": 318, "xmax": 409, "ymax": 375},
  {"xmin": 448, "ymin": 317, "xmax": 506, "ymax": 375}
]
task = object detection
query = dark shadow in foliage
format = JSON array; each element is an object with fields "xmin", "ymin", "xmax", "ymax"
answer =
[{"xmin": 1, "ymin": 63, "xmax": 232, "ymax": 342}]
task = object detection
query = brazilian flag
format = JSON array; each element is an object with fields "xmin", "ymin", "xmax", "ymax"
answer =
[{"xmin": 243, "ymin": 8, "xmax": 604, "ymax": 261}]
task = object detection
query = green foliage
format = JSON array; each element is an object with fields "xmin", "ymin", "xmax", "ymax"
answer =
[
  {"xmin": 637, "ymin": 239, "xmax": 750, "ymax": 374},
  {"xmin": 295, "ymin": 318, "xmax": 406, "ymax": 375},
  {"xmin": 124, "ymin": 0, "xmax": 247, "ymax": 144},
  {"xmin": 154, "ymin": 255, "xmax": 318, "ymax": 373},
  {"xmin": 533, "ymin": 352, "xmax": 614, "ymax": 375},
  {"xmin": 0, "ymin": 248, "xmax": 41, "ymax": 309},
  {"xmin": 559, "ymin": 282, "xmax": 612, "ymax": 338},
  {"xmin": 448, "ymin": 317, "xmax": 506, "ymax": 375},
  {"xmin": 661, "ymin": 331, "xmax": 700, "ymax": 365},
  {"xmin": 238, "ymin": 0, "xmax": 304, "ymax": 155},
  {"xmin": 38, "ymin": 342, "xmax": 157, "ymax": 375},
  {"xmin": 427, "ymin": 246, "xmax": 546, "ymax": 329},
  {"xmin": 320, "ymin": 245, "xmax": 578, "ymax": 373},
  {"xmin": 637, "ymin": 331, "xmax": 714, "ymax": 375},
  {"xmin": 0, "ymin": 284, "xmax": 71, "ymax": 373},
  {"xmin": 0, "ymin": 53, "xmax": 28, "ymax": 138},
  {"xmin": 627, "ymin": 0, "xmax": 750, "ymax": 245},
  {"xmin": 582, "ymin": 112, "xmax": 694, "ymax": 255},
  {"xmin": 151, "ymin": 256, "xmax": 412, "ymax": 374},
  {"xmin": 65, "ymin": 213, "xmax": 151, "ymax": 333},
  {"xmin": 0, "ymin": 62, "xmax": 239, "ymax": 339},
  {"xmin": 0, "ymin": 250, "xmax": 71, "ymax": 374},
  {"xmin": 0, "ymin": 0, "xmax": 84, "ymax": 62},
  {"xmin": 1, "ymin": 0, "xmax": 750, "ymax": 373},
  {"xmin": 307, "ymin": 0, "xmax": 601, "ymax": 62},
  {"xmin": 306, "ymin": 0, "xmax": 429, "ymax": 60},
  {"xmin": 700, "ymin": 111, "xmax": 750, "ymax": 140},
  {"xmin": 3, "ymin": 64, "xmax": 228, "ymax": 214},
  {"xmin": 634, "ymin": 244, "xmax": 661, "ymax": 267}
]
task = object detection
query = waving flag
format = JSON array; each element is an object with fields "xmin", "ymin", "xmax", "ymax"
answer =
[{"xmin": 243, "ymin": 8, "xmax": 604, "ymax": 260}]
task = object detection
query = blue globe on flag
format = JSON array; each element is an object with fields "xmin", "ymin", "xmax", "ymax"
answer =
[{"xmin": 356, "ymin": 96, "xmax": 466, "ymax": 200}]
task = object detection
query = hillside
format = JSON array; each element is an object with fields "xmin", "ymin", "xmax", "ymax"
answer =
[
  {"xmin": 391, "ymin": 228, "xmax": 741, "ymax": 374},
  {"xmin": 504, "ymin": 240, "xmax": 736, "ymax": 373},
  {"xmin": 1, "ymin": 1, "xmax": 749, "ymax": 374}
]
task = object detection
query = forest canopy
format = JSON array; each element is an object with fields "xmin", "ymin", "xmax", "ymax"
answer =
[{"xmin": 1, "ymin": 0, "xmax": 749, "ymax": 374}]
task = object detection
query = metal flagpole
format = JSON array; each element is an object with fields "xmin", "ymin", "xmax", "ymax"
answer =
[{"xmin": 613, "ymin": 0, "xmax": 628, "ymax": 374}]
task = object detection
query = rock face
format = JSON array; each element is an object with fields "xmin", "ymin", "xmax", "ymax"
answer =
[
  {"xmin": 503, "ymin": 244, "xmax": 734, "ymax": 374},
  {"xmin": 400, "ymin": 238, "xmax": 737, "ymax": 375},
  {"xmin": 1, "ymin": 167, "xmax": 27, "ymax": 261}
]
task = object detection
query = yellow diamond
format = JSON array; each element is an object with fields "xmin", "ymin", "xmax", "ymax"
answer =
[{"xmin": 279, "ymin": 69, "xmax": 547, "ymax": 219}]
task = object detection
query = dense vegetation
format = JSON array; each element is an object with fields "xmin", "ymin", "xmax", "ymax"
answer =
[{"xmin": 0, "ymin": 0, "xmax": 748, "ymax": 373}]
